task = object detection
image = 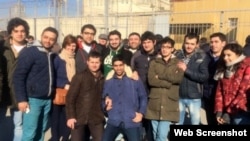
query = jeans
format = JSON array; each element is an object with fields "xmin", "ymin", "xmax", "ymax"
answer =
[
  {"xmin": 50, "ymin": 104, "xmax": 70, "ymax": 141},
  {"xmin": 232, "ymin": 112, "xmax": 250, "ymax": 125},
  {"xmin": 178, "ymin": 98, "xmax": 201, "ymax": 125},
  {"xmin": 102, "ymin": 123, "xmax": 140, "ymax": 141},
  {"xmin": 151, "ymin": 120, "xmax": 171, "ymax": 141},
  {"xmin": 22, "ymin": 98, "xmax": 51, "ymax": 141},
  {"xmin": 12, "ymin": 109, "xmax": 23, "ymax": 141}
]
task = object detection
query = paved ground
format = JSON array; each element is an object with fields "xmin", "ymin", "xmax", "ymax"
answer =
[{"xmin": 0, "ymin": 107, "xmax": 208, "ymax": 141}]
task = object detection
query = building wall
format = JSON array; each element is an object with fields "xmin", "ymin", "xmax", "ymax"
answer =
[{"xmin": 170, "ymin": 0, "xmax": 250, "ymax": 48}]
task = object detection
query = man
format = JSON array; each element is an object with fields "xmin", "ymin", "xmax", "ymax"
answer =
[
  {"xmin": 13, "ymin": 27, "xmax": 58, "ymax": 141},
  {"xmin": 130, "ymin": 31, "xmax": 158, "ymax": 141},
  {"xmin": 146, "ymin": 37, "xmax": 184, "ymax": 141},
  {"xmin": 66, "ymin": 51, "xmax": 105, "ymax": 141},
  {"xmin": 126, "ymin": 32, "xmax": 141, "ymax": 54},
  {"xmin": 26, "ymin": 35, "xmax": 34, "ymax": 47},
  {"xmin": 76, "ymin": 24, "xmax": 102, "ymax": 73},
  {"xmin": 102, "ymin": 55, "xmax": 147, "ymax": 141},
  {"xmin": 243, "ymin": 35, "xmax": 250, "ymax": 56},
  {"xmin": 0, "ymin": 17, "xmax": 30, "ymax": 141},
  {"xmin": 98, "ymin": 33, "xmax": 108, "ymax": 48},
  {"xmin": 176, "ymin": 33, "xmax": 209, "ymax": 125},
  {"xmin": 203, "ymin": 32, "xmax": 227, "ymax": 125},
  {"xmin": 102, "ymin": 30, "xmax": 132, "ymax": 77}
]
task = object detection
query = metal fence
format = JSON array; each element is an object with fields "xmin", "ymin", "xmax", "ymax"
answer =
[{"xmin": 0, "ymin": 0, "xmax": 250, "ymax": 48}]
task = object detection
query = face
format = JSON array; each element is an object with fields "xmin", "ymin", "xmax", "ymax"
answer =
[
  {"xmin": 41, "ymin": 31, "xmax": 57, "ymax": 49},
  {"xmin": 113, "ymin": 60, "xmax": 125, "ymax": 77},
  {"xmin": 210, "ymin": 37, "xmax": 226, "ymax": 54},
  {"xmin": 223, "ymin": 49, "xmax": 240, "ymax": 65},
  {"xmin": 109, "ymin": 34, "xmax": 121, "ymax": 49},
  {"xmin": 64, "ymin": 43, "xmax": 76, "ymax": 55},
  {"xmin": 183, "ymin": 37, "xmax": 198, "ymax": 54},
  {"xmin": 128, "ymin": 35, "xmax": 141, "ymax": 49},
  {"xmin": 142, "ymin": 39, "xmax": 155, "ymax": 53},
  {"xmin": 11, "ymin": 25, "xmax": 27, "ymax": 45},
  {"xmin": 87, "ymin": 57, "xmax": 101, "ymax": 73},
  {"xmin": 98, "ymin": 38, "xmax": 107, "ymax": 46},
  {"xmin": 77, "ymin": 37, "xmax": 83, "ymax": 43},
  {"xmin": 81, "ymin": 28, "xmax": 95, "ymax": 45},
  {"xmin": 161, "ymin": 43, "xmax": 174, "ymax": 58}
]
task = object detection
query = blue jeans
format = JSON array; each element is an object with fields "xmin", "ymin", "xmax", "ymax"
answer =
[
  {"xmin": 232, "ymin": 112, "xmax": 250, "ymax": 125},
  {"xmin": 12, "ymin": 109, "xmax": 23, "ymax": 141},
  {"xmin": 151, "ymin": 120, "xmax": 171, "ymax": 141},
  {"xmin": 22, "ymin": 98, "xmax": 51, "ymax": 141},
  {"xmin": 102, "ymin": 123, "xmax": 140, "ymax": 141},
  {"xmin": 178, "ymin": 98, "xmax": 201, "ymax": 125}
]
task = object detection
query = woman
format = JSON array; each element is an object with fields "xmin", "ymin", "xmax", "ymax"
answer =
[
  {"xmin": 214, "ymin": 43, "xmax": 250, "ymax": 125},
  {"xmin": 51, "ymin": 34, "xmax": 77, "ymax": 141}
]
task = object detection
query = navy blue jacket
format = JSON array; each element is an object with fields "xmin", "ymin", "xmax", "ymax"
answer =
[
  {"xmin": 13, "ymin": 46, "xmax": 55, "ymax": 102},
  {"xmin": 176, "ymin": 49, "xmax": 209, "ymax": 99},
  {"xmin": 53, "ymin": 55, "xmax": 69, "ymax": 88},
  {"xmin": 102, "ymin": 75, "xmax": 147, "ymax": 128}
]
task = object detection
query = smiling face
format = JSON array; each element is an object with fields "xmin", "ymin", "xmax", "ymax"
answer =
[
  {"xmin": 161, "ymin": 42, "xmax": 174, "ymax": 58},
  {"xmin": 223, "ymin": 49, "xmax": 240, "ymax": 65},
  {"xmin": 109, "ymin": 34, "xmax": 121, "ymax": 50},
  {"xmin": 183, "ymin": 37, "xmax": 198, "ymax": 55},
  {"xmin": 113, "ymin": 60, "xmax": 125, "ymax": 77},
  {"xmin": 128, "ymin": 34, "xmax": 141, "ymax": 49},
  {"xmin": 11, "ymin": 25, "xmax": 27, "ymax": 45},
  {"xmin": 210, "ymin": 36, "xmax": 226, "ymax": 55},
  {"xmin": 41, "ymin": 31, "xmax": 57, "ymax": 49},
  {"xmin": 64, "ymin": 43, "xmax": 76, "ymax": 55},
  {"xmin": 81, "ymin": 28, "xmax": 95, "ymax": 45}
]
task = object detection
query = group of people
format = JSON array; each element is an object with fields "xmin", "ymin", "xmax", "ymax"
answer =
[{"xmin": 0, "ymin": 17, "xmax": 250, "ymax": 141}]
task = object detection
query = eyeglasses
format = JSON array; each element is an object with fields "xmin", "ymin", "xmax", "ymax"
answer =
[
  {"xmin": 83, "ymin": 32, "xmax": 95, "ymax": 36},
  {"xmin": 161, "ymin": 46, "xmax": 173, "ymax": 49}
]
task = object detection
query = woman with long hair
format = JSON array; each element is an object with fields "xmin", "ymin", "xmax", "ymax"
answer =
[{"xmin": 214, "ymin": 43, "xmax": 250, "ymax": 125}]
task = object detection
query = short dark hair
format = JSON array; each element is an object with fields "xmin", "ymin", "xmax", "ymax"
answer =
[
  {"xmin": 7, "ymin": 17, "xmax": 30, "ymax": 36},
  {"xmin": 112, "ymin": 54, "xmax": 125, "ymax": 65},
  {"xmin": 210, "ymin": 32, "xmax": 227, "ymax": 42},
  {"xmin": 81, "ymin": 24, "xmax": 96, "ymax": 35},
  {"xmin": 87, "ymin": 51, "xmax": 102, "ymax": 60},
  {"xmin": 128, "ymin": 32, "xmax": 140, "ymax": 38},
  {"xmin": 62, "ymin": 34, "xmax": 77, "ymax": 48},
  {"xmin": 141, "ymin": 31, "xmax": 156, "ymax": 42},
  {"xmin": 27, "ymin": 35, "xmax": 34, "ymax": 40},
  {"xmin": 160, "ymin": 37, "xmax": 175, "ymax": 48},
  {"xmin": 184, "ymin": 33, "xmax": 199, "ymax": 43},
  {"xmin": 108, "ymin": 30, "xmax": 121, "ymax": 40},
  {"xmin": 42, "ymin": 27, "xmax": 59, "ymax": 40}
]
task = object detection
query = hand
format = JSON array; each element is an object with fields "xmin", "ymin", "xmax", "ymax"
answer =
[
  {"xmin": 216, "ymin": 117, "xmax": 225, "ymax": 125},
  {"xmin": 131, "ymin": 71, "xmax": 139, "ymax": 80},
  {"xmin": 177, "ymin": 61, "xmax": 187, "ymax": 71},
  {"xmin": 132, "ymin": 112, "xmax": 143, "ymax": 123},
  {"xmin": 64, "ymin": 84, "xmax": 70, "ymax": 90},
  {"xmin": 18, "ymin": 102, "xmax": 29, "ymax": 113},
  {"xmin": 67, "ymin": 118, "xmax": 77, "ymax": 129},
  {"xmin": 105, "ymin": 96, "xmax": 112, "ymax": 111},
  {"xmin": 155, "ymin": 75, "xmax": 158, "ymax": 79}
]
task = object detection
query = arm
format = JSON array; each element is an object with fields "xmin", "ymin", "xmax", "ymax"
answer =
[
  {"xmin": 65, "ymin": 73, "xmax": 82, "ymax": 119},
  {"xmin": 229, "ymin": 66, "xmax": 250, "ymax": 111},
  {"xmin": 54, "ymin": 56, "xmax": 70, "ymax": 88},
  {"xmin": 184, "ymin": 55, "xmax": 209, "ymax": 83},
  {"xmin": 13, "ymin": 48, "xmax": 34, "ymax": 103},
  {"xmin": 147, "ymin": 61, "xmax": 172, "ymax": 88},
  {"xmin": 133, "ymin": 79, "xmax": 147, "ymax": 123},
  {"xmin": 102, "ymin": 80, "xmax": 111, "ymax": 111},
  {"xmin": 214, "ymin": 80, "xmax": 223, "ymax": 114},
  {"xmin": 158, "ymin": 64, "xmax": 184, "ymax": 84}
]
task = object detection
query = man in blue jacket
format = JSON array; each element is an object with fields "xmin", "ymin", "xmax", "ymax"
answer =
[
  {"xmin": 176, "ymin": 33, "xmax": 209, "ymax": 125},
  {"xmin": 102, "ymin": 55, "xmax": 147, "ymax": 141},
  {"xmin": 13, "ymin": 27, "xmax": 58, "ymax": 141}
]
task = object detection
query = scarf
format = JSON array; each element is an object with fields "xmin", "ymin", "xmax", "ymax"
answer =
[
  {"xmin": 214, "ymin": 54, "xmax": 246, "ymax": 80},
  {"xmin": 59, "ymin": 49, "xmax": 76, "ymax": 82}
]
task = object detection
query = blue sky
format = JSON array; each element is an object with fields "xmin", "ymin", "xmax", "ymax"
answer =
[{"xmin": 0, "ymin": 0, "xmax": 80, "ymax": 18}]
